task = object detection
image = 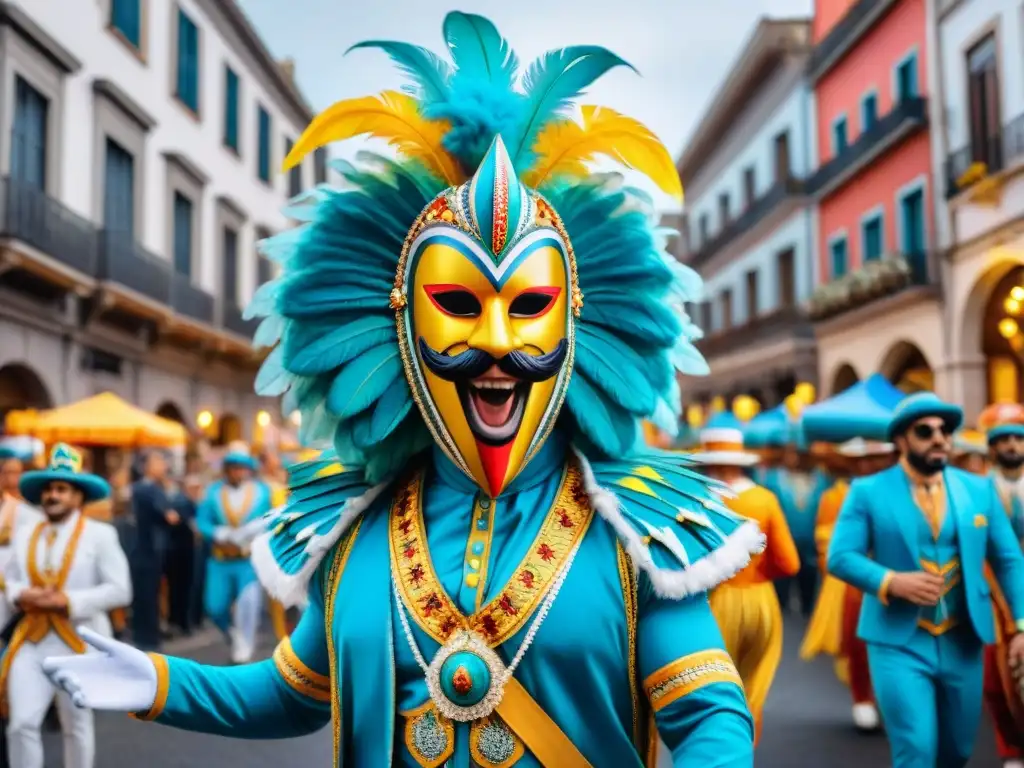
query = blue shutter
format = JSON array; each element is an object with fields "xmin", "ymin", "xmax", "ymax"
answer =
[
  {"xmin": 10, "ymin": 77, "xmax": 48, "ymax": 191},
  {"xmin": 104, "ymin": 139, "xmax": 135, "ymax": 238},
  {"xmin": 897, "ymin": 55, "xmax": 918, "ymax": 101},
  {"xmin": 176, "ymin": 11, "xmax": 199, "ymax": 112},
  {"xmin": 830, "ymin": 238, "xmax": 848, "ymax": 278},
  {"xmin": 223, "ymin": 228, "xmax": 239, "ymax": 305},
  {"xmin": 861, "ymin": 94, "xmax": 878, "ymax": 130},
  {"xmin": 110, "ymin": 0, "xmax": 141, "ymax": 48},
  {"xmin": 172, "ymin": 193, "xmax": 193, "ymax": 277},
  {"xmin": 224, "ymin": 67, "xmax": 239, "ymax": 150},
  {"xmin": 258, "ymin": 107, "xmax": 271, "ymax": 182},
  {"xmin": 833, "ymin": 118, "xmax": 848, "ymax": 154},
  {"xmin": 863, "ymin": 217, "xmax": 883, "ymax": 261},
  {"xmin": 286, "ymin": 138, "xmax": 301, "ymax": 196}
]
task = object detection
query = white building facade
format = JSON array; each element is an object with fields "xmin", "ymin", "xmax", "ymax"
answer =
[
  {"xmin": 0, "ymin": 0, "xmax": 325, "ymax": 441},
  {"xmin": 931, "ymin": 0, "xmax": 1024, "ymax": 421},
  {"xmin": 677, "ymin": 18, "xmax": 818, "ymax": 407}
]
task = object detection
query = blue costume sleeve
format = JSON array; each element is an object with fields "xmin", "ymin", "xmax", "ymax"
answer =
[
  {"xmin": 133, "ymin": 568, "xmax": 332, "ymax": 737},
  {"xmin": 827, "ymin": 480, "xmax": 892, "ymax": 601},
  {"xmin": 985, "ymin": 480, "xmax": 1024, "ymax": 627},
  {"xmin": 195, "ymin": 491, "xmax": 218, "ymax": 542},
  {"xmin": 638, "ymin": 577, "xmax": 753, "ymax": 767}
]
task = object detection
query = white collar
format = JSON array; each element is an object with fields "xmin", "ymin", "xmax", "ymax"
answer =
[{"xmin": 729, "ymin": 477, "xmax": 756, "ymax": 494}]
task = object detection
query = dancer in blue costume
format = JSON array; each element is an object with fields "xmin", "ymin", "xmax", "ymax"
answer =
[
  {"xmin": 198, "ymin": 444, "xmax": 273, "ymax": 663},
  {"xmin": 829, "ymin": 392, "xmax": 1024, "ymax": 768},
  {"xmin": 40, "ymin": 13, "xmax": 764, "ymax": 767}
]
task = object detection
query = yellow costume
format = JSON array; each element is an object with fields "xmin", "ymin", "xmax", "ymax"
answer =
[
  {"xmin": 707, "ymin": 477, "xmax": 800, "ymax": 745},
  {"xmin": 800, "ymin": 478, "xmax": 849, "ymax": 666}
]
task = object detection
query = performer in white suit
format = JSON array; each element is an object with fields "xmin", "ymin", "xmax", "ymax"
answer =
[
  {"xmin": 0, "ymin": 443, "xmax": 131, "ymax": 768},
  {"xmin": 0, "ymin": 442, "xmax": 43, "ymax": 632}
]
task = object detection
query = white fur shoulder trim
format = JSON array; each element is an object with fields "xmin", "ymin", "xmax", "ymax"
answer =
[
  {"xmin": 251, "ymin": 482, "xmax": 387, "ymax": 608},
  {"xmin": 574, "ymin": 448, "xmax": 764, "ymax": 600}
]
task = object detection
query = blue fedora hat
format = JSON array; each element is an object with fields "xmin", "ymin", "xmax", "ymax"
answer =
[
  {"xmin": 988, "ymin": 422, "xmax": 1024, "ymax": 445},
  {"xmin": 222, "ymin": 442, "xmax": 258, "ymax": 472},
  {"xmin": 887, "ymin": 392, "xmax": 964, "ymax": 441},
  {"xmin": 19, "ymin": 443, "xmax": 110, "ymax": 505}
]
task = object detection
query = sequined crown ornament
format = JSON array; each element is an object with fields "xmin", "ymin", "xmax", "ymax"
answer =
[{"xmin": 249, "ymin": 11, "xmax": 708, "ymax": 493}]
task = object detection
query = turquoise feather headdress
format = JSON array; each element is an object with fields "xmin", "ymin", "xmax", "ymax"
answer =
[{"xmin": 248, "ymin": 12, "xmax": 709, "ymax": 483}]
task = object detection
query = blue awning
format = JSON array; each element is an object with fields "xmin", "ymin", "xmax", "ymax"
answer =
[
  {"xmin": 801, "ymin": 374, "xmax": 907, "ymax": 443},
  {"xmin": 744, "ymin": 405, "xmax": 793, "ymax": 448}
]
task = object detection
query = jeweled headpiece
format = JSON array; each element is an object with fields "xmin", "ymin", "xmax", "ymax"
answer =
[{"xmin": 251, "ymin": 12, "xmax": 708, "ymax": 495}]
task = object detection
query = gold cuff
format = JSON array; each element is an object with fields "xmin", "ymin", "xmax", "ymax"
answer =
[
  {"xmin": 878, "ymin": 571, "xmax": 894, "ymax": 606},
  {"xmin": 130, "ymin": 653, "xmax": 170, "ymax": 721},
  {"xmin": 643, "ymin": 650, "xmax": 742, "ymax": 712},
  {"xmin": 273, "ymin": 637, "xmax": 331, "ymax": 702}
]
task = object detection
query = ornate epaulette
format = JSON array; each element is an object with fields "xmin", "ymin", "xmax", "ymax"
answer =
[
  {"xmin": 251, "ymin": 451, "xmax": 389, "ymax": 608},
  {"xmin": 576, "ymin": 447, "xmax": 765, "ymax": 599}
]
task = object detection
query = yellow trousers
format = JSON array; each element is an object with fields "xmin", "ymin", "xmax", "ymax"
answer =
[{"xmin": 709, "ymin": 581, "xmax": 783, "ymax": 746}]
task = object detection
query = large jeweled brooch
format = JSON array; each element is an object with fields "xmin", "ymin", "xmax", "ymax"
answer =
[{"xmin": 426, "ymin": 630, "xmax": 507, "ymax": 722}]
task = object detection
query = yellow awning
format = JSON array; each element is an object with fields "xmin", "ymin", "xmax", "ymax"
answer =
[{"xmin": 5, "ymin": 392, "xmax": 188, "ymax": 448}]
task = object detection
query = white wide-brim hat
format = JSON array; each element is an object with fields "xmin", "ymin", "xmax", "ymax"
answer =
[
  {"xmin": 690, "ymin": 427, "xmax": 760, "ymax": 467},
  {"xmin": 837, "ymin": 437, "xmax": 894, "ymax": 457}
]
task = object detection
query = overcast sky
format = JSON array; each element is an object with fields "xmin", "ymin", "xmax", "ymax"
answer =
[{"xmin": 238, "ymin": 0, "xmax": 813, "ymax": 209}]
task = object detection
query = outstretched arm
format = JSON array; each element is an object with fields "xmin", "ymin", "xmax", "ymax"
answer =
[
  {"xmin": 45, "ymin": 568, "xmax": 333, "ymax": 739},
  {"xmin": 640, "ymin": 581, "xmax": 753, "ymax": 767}
]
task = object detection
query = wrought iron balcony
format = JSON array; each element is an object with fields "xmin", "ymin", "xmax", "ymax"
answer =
[
  {"xmin": 687, "ymin": 177, "xmax": 805, "ymax": 272},
  {"xmin": 223, "ymin": 301, "xmax": 258, "ymax": 340},
  {"xmin": 170, "ymin": 271, "xmax": 215, "ymax": 324},
  {"xmin": 808, "ymin": 251, "xmax": 936, "ymax": 322},
  {"xmin": 97, "ymin": 230, "xmax": 171, "ymax": 305},
  {"xmin": 695, "ymin": 306, "xmax": 813, "ymax": 359},
  {"xmin": 807, "ymin": 0, "xmax": 897, "ymax": 83},
  {"xmin": 809, "ymin": 97, "xmax": 928, "ymax": 198},
  {"xmin": 945, "ymin": 112, "xmax": 1024, "ymax": 198},
  {"xmin": 0, "ymin": 177, "xmax": 98, "ymax": 277}
]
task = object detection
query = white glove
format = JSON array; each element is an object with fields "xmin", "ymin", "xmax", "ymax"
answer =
[
  {"xmin": 42, "ymin": 627, "xmax": 158, "ymax": 712},
  {"xmin": 236, "ymin": 518, "xmax": 268, "ymax": 544},
  {"xmin": 212, "ymin": 526, "xmax": 234, "ymax": 545}
]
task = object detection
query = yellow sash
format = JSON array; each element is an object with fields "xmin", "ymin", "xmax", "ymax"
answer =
[
  {"xmin": 220, "ymin": 483, "xmax": 255, "ymax": 527},
  {"xmin": 0, "ymin": 514, "xmax": 88, "ymax": 716}
]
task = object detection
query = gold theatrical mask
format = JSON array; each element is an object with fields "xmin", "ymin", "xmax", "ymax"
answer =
[{"xmin": 393, "ymin": 137, "xmax": 579, "ymax": 497}]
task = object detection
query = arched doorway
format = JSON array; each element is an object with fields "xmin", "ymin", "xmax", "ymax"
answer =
[
  {"xmin": 216, "ymin": 413, "xmax": 242, "ymax": 446},
  {"xmin": 155, "ymin": 401, "xmax": 187, "ymax": 424},
  {"xmin": 879, "ymin": 341, "xmax": 934, "ymax": 393},
  {"xmin": 830, "ymin": 363, "xmax": 859, "ymax": 395},
  {"xmin": 981, "ymin": 264, "xmax": 1024, "ymax": 402},
  {"xmin": 0, "ymin": 363, "xmax": 53, "ymax": 423}
]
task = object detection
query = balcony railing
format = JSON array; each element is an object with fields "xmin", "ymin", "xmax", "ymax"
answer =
[
  {"xmin": 809, "ymin": 97, "xmax": 928, "ymax": 198},
  {"xmin": 170, "ymin": 271, "xmax": 215, "ymax": 324},
  {"xmin": 687, "ymin": 177, "xmax": 805, "ymax": 272},
  {"xmin": 223, "ymin": 302, "xmax": 259, "ymax": 339},
  {"xmin": 945, "ymin": 112, "xmax": 1024, "ymax": 198},
  {"xmin": 696, "ymin": 305, "xmax": 812, "ymax": 359},
  {"xmin": 0, "ymin": 177, "xmax": 99, "ymax": 276},
  {"xmin": 97, "ymin": 230, "xmax": 171, "ymax": 305},
  {"xmin": 808, "ymin": 251, "xmax": 935, "ymax": 322},
  {"xmin": 807, "ymin": 0, "xmax": 896, "ymax": 82}
]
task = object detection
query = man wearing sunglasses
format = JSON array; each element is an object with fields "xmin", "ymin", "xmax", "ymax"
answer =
[{"xmin": 829, "ymin": 392, "xmax": 1024, "ymax": 768}]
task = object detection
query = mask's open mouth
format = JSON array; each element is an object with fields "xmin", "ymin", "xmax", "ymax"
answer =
[{"xmin": 458, "ymin": 374, "xmax": 530, "ymax": 446}]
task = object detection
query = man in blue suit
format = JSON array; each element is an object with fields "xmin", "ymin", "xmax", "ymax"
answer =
[{"xmin": 829, "ymin": 392, "xmax": 1024, "ymax": 768}]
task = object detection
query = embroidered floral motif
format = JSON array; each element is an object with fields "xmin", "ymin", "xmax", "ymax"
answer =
[
  {"xmin": 403, "ymin": 702, "xmax": 454, "ymax": 768},
  {"xmin": 470, "ymin": 716, "xmax": 524, "ymax": 768},
  {"xmin": 390, "ymin": 464, "xmax": 592, "ymax": 646}
]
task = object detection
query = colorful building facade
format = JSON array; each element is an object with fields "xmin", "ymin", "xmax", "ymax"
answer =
[
  {"xmin": 677, "ymin": 19, "xmax": 818, "ymax": 408},
  {"xmin": 808, "ymin": 0, "xmax": 942, "ymax": 398}
]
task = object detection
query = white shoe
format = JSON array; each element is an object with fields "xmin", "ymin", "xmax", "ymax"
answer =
[
  {"xmin": 229, "ymin": 628, "xmax": 253, "ymax": 664},
  {"xmin": 1003, "ymin": 760, "xmax": 1024, "ymax": 768},
  {"xmin": 852, "ymin": 702, "xmax": 880, "ymax": 731}
]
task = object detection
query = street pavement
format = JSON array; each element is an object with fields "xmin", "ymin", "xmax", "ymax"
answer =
[{"xmin": 42, "ymin": 615, "xmax": 1000, "ymax": 767}]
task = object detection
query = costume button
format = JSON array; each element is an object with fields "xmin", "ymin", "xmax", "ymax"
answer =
[
  {"xmin": 465, "ymin": 573, "xmax": 480, "ymax": 588},
  {"xmin": 468, "ymin": 558, "xmax": 480, "ymax": 570},
  {"xmin": 479, "ymin": 499, "xmax": 491, "ymax": 510},
  {"xmin": 476, "ymin": 518, "xmax": 487, "ymax": 530},
  {"xmin": 471, "ymin": 541, "xmax": 484, "ymax": 555}
]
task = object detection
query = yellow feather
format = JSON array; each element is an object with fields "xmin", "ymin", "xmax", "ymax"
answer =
[
  {"xmin": 281, "ymin": 91, "xmax": 462, "ymax": 186},
  {"xmin": 524, "ymin": 105, "xmax": 683, "ymax": 201}
]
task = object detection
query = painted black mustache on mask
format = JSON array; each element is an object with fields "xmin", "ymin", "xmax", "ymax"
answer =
[{"xmin": 417, "ymin": 338, "xmax": 568, "ymax": 383}]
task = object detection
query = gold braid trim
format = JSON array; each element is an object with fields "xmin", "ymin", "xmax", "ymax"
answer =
[
  {"xmin": 643, "ymin": 650, "xmax": 742, "ymax": 713},
  {"xmin": 273, "ymin": 637, "xmax": 331, "ymax": 703},
  {"xmin": 130, "ymin": 654, "xmax": 170, "ymax": 721}
]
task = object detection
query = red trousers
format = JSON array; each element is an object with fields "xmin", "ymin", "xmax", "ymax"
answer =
[
  {"xmin": 841, "ymin": 585, "xmax": 874, "ymax": 704},
  {"xmin": 985, "ymin": 643, "xmax": 1023, "ymax": 759}
]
